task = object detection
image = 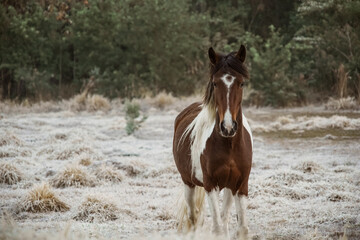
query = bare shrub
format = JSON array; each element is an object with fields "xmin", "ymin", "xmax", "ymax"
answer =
[
  {"xmin": 151, "ymin": 91, "xmax": 175, "ymax": 109},
  {"xmin": 0, "ymin": 162, "xmax": 22, "ymax": 184},
  {"xmin": 94, "ymin": 165, "xmax": 124, "ymax": 182},
  {"xmin": 51, "ymin": 165, "xmax": 96, "ymax": 188},
  {"xmin": 325, "ymin": 97, "xmax": 358, "ymax": 110},
  {"xmin": 68, "ymin": 93, "xmax": 87, "ymax": 112},
  {"xmin": 67, "ymin": 79, "xmax": 110, "ymax": 112},
  {"xmin": 86, "ymin": 94, "xmax": 111, "ymax": 112},
  {"xmin": 73, "ymin": 196, "xmax": 119, "ymax": 222},
  {"xmin": 19, "ymin": 183, "xmax": 69, "ymax": 212},
  {"xmin": 334, "ymin": 64, "xmax": 348, "ymax": 98}
]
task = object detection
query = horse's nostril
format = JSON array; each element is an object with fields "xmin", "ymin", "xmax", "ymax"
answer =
[
  {"xmin": 232, "ymin": 121, "xmax": 238, "ymax": 132},
  {"xmin": 220, "ymin": 121, "xmax": 226, "ymax": 133}
]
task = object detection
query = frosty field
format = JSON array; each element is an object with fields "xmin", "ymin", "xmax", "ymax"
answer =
[{"xmin": 0, "ymin": 97, "xmax": 359, "ymax": 240}]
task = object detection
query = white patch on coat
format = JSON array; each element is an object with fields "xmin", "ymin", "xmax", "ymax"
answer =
[
  {"xmin": 206, "ymin": 188, "xmax": 222, "ymax": 233},
  {"xmin": 221, "ymin": 74, "xmax": 235, "ymax": 130},
  {"xmin": 242, "ymin": 113, "xmax": 253, "ymax": 149},
  {"xmin": 221, "ymin": 188, "xmax": 234, "ymax": 236},
  {"xmin": 180, "ymin": 104, "xmax": 216, "ymax": 183},
  {"xmin": 234, "ymin": 194, "xmax": 249, "ymax": 236}
]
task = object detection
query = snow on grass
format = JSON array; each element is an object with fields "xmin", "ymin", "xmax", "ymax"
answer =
[
  {"xmin": 0, "ymin": 101, "xmax": 359, "ymax": 239},
  {"xmin": 250, "ymin": 114, "xmax": 360, "ymax": 132}
]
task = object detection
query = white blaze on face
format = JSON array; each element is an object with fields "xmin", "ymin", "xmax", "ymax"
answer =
[{"xmin": 221, "ymin": 74, "xmax": 235, "ymax": 131}]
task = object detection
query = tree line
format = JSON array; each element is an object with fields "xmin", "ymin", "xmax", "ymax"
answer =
[{"xmin": 1, "ymin": 0, "xmax": 359, "ymax": 106}]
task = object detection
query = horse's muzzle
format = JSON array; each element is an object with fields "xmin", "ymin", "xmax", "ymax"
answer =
[{"xmin": 220, "ymin": 120, "xmax": 238, "ymax": 137}]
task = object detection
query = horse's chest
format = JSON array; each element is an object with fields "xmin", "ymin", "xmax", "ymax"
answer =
[{"xmin": 201, "ymin": 151, "xmax": 246, "ymax": 190}]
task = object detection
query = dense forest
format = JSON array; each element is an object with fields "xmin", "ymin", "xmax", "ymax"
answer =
[{"xmin": 1, "ymin": 0, "xmax": 359, "ymax": 106}]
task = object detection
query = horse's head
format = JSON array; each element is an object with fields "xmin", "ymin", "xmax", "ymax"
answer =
[{"xmin": 205, "ymin": 45, "xmax": 249, "ymax": 137}]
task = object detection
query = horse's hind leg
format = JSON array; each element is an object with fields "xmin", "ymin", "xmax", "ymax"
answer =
[
  {"xmin": 234, "ymin": 193, "xmax": 249, "ymax": 239},
  {"xmin": 221, "ymin": 188, "xmax": 233, "ymax": 237},
  {"xmin": 184, "ymin": 184, "xmax": 196, "ymax": 227}
]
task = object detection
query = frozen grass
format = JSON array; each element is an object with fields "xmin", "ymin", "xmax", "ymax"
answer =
[
  {"xmin": 250, "ymin": 114, "xmax": 360, "ymax": 133},
  {"xmin": 0, "ymin": 162, "xmax": 22, "ymax": 184},
  {"xmin": 73, "ymin": 196, "xmax": 119, "ymax": 222},
  {"xmin": 325, "ymin": 97, "xmax": 359, "ymax": 110},
  {"xmin": 0, "ymin": 101, "xmax": 359, "ymax": 239},
  {"xmin": 0, "ymin": 133, "xmax": 24, "ymax": 147},
  {"xmin": 94, "ymin": 165, "xmax": 124, "ymax": 182},
  {"xmin": 18, "ymin": 183, "xmax": 70, "ymax": 213},
  {"xmin": 51, "ymin": 165, "xmax": 96, "ymax": 188},
  {"xmin": 38, "ymin": 143, "xmax": 100, "ymax": 161}
]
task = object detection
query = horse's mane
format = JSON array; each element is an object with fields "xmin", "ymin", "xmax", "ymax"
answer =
[{"xmin": 204, "ymin": 51, "xmax": 249, "ymax": 109}]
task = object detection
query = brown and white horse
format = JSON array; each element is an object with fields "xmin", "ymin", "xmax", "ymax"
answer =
[{"xmin": 173, "ymin": 45, "xmax": 253, "ymax": 238}]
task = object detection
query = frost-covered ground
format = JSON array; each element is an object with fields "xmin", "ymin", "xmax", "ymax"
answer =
[{"xmin": 0, "ymin": 98, "xmax": 359, "ymax": 240}]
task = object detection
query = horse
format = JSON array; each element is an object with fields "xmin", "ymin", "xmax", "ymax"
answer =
[{"xmin": 173, "ymin": 45, "xmax": 253, "ymax": 238}]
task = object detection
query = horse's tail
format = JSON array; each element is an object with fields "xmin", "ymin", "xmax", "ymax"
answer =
[{"xmin": 176, "ymin": 186, "xmax": 206, "ymax": 232}]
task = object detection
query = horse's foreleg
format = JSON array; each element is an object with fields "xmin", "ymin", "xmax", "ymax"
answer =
[
  {"xmin": 234, "ymin": 194, "xmax": 249, "ymax": 239},
  {"xmin": 206, "ymin": 188, "xmax": 222, "ymax": 234},
  {"xmin": 184, "ymin": 184, "xmax": 196, "ymax": 227},
  {"xmin": 221, "ymin": 188, "xmax": 233, "ymax": 237}
]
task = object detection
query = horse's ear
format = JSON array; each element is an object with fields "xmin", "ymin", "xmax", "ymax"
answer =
[
  {"xmin": 208, "ymin": 47, "xmax": 219, "ymax": 65},
  {"xmin": 236, "ymin": 45, "xmax": 246, "ymax": 62}
]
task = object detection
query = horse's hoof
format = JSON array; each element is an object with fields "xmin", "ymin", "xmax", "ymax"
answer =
[{"xmin": 236, "ymin": 226, "xmax": 249, "ymax": 240}]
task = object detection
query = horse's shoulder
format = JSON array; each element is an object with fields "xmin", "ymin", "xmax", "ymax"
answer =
[{"xmin": 174, "ymin": 102, "xmax": 202, "ymax": 131}]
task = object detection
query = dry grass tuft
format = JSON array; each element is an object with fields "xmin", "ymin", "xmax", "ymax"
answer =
[
  {"xmin": 73, "ymin": 196, "xmax": 119, "ymax": 222},
  {"xmin": 55, "ymin": 145, "xmax": 95, "ymax": 160},
  {"xmin": 51, "ymin": 165, "xmax": 96, "ymax": 188},
  {"xmin": 151, "ymin": 91, "xmax": 176, "ymax": 109},
  {"xmin": 54, "ymin": 133, "xmax": 68, "ymax": 140},
  {"xmin": 69, "ymin": 94, "xmax": 111, "ymax": 112},
  {"xmin": 296, "ymin": 161, "xmax": 322, "ymax": 173},
  {"xmin": 19, "ymin": 183, "xmax": 69, "ymax": 212},
  {"xmin": 0, "ymin": 162, "xmax": 22, "ymax": 184},
  {"xmin": 0, "ymin": 150, "xmax": 16, "ymax": 158},
  {"xmin": 78, "ymin": 157, "xmax": 92, "ymax": 166},
  {"xmin": 86, "ymin": 94, "xmax": 111, "ymax": 112},
  {"xmin": 111, "ymin": 161, "xmax": 142, "ymax": 177},
  {"xmin": 325, "ymin": 97, "xmax": 359, "ymax": 110},
  {"xmin": 0, "ymin": 133, "xmax": 23, "ymax": 147},
  {"xmin": 94, "ymin": 165, "xmax": 124, "ymax": 182}
]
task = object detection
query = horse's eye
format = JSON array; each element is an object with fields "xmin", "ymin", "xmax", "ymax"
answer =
[
  {"xmin": 240, "ymin": 82, "xmax": 245, "ymax": 88},
  {"xmin": 213, "ymin": 82, "xmax": 217, "ymax": 87}
]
